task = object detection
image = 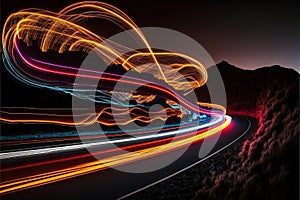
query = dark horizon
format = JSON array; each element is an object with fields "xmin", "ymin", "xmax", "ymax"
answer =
[{"xmin": 1, "ymin": 0, "xmax": 299, "ymax": 72}]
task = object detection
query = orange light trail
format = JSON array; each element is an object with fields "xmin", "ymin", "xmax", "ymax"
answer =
[
  {"xmin": 0, "ymin": 116, "xmax": 231, "ymax": 195},
  {"xmin": 1, "ymin": 1, "xmax": 230, "ymax": 195}
]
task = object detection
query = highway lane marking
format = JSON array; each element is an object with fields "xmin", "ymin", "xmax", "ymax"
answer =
[{"xmin": 118, "ymin": 117, "xmax": 252, "ymax": 200}]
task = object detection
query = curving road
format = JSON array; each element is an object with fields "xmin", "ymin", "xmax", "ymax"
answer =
[{"xmin": 1, "ymin": 115, "xmax": 257, "ymax": 200}]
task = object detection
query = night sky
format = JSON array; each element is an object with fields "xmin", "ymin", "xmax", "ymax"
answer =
[{"xmin": 2, "ymin": 0, "xmax": 299, "ymax": 71}]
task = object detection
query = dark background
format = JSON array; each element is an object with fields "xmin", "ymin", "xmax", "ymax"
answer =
[
  {"xmin": 1, "ymin": 1, "xmax": 299, "ymax": 199},
  {"xmin": 1, "ymin": 0, "xmax": 299, "ymax": 71}
]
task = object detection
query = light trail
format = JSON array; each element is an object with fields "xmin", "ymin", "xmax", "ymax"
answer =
[
  {"xmin": 0, "ymin": 116, "xmax": 225, "ymax": 160},
  {"xmin": 0, "ymin": 116, "xmax": 231, "ymax": 194},
  {"xmin": 1, "ymin": 1, "xmax": 230, "ymax": 195}
]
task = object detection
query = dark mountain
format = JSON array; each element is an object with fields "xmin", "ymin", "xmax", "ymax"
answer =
[
  {"xmin": 132, "ymin": 62, "xmax": 299, "ymax": 200},
  {"xmin": 210, "ymin": 61, "xmax": 298, "ymax": 117}
]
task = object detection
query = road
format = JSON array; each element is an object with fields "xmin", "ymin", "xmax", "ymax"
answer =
[{"xmin": 1, "ymin": 115, "xmax": 257, "ymax": 200}]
